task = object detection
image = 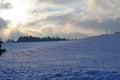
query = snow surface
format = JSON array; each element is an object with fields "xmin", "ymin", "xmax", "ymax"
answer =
[{"xmin": 0, "ymin": 34, "xmax": 120, "ymax": 80}]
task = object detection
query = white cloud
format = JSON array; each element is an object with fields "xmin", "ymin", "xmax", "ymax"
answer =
[
  {"xmin": 1, "ymin": 0, "xmax": 120, "ymax": 40},
  {"xmin": 80, "ymin": 0, "xmax": 120, "ymax": 21}
]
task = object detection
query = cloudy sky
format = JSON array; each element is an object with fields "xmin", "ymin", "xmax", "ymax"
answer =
[{"xmin": 0, "ymin": 0, "xmax": 120, "ymax": 40}]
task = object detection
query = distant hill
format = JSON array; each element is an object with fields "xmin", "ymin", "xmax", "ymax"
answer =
[{"xmin": 81, "ymin": 33, "xmax": 120, "ymax": 42}]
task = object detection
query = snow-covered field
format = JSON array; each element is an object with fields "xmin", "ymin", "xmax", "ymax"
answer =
[{"xmin": 0, "ymin": 34, "xmax": 120, "ymax": 80}]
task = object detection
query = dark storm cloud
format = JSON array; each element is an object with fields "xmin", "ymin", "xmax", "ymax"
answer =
[{"xmin": 0, "ymin": 17, "xmax": 8, "ymax": 30}]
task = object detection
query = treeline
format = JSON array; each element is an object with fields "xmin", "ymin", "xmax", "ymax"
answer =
[
  {"xmin": 114, "ymin": 32, "xmax": 120, "ymax": 34},
  {"xmin": 7, "ymin": 35, "xmax": 68, "ymax": 43}
]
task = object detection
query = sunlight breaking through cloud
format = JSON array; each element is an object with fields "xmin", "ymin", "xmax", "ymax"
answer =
[{"xmin": 0, "ymin": 0, "xmax": 120, "ymax": 40}]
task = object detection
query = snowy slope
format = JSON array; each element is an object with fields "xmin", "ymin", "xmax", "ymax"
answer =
[{"xmin": 0, "ymin": 34, "xmax": 120, "ymax": 80}]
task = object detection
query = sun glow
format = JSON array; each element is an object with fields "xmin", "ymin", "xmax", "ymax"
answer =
[{"xmin": 0, "ymin": 0, "xmax": 30, "ymax": 25}]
